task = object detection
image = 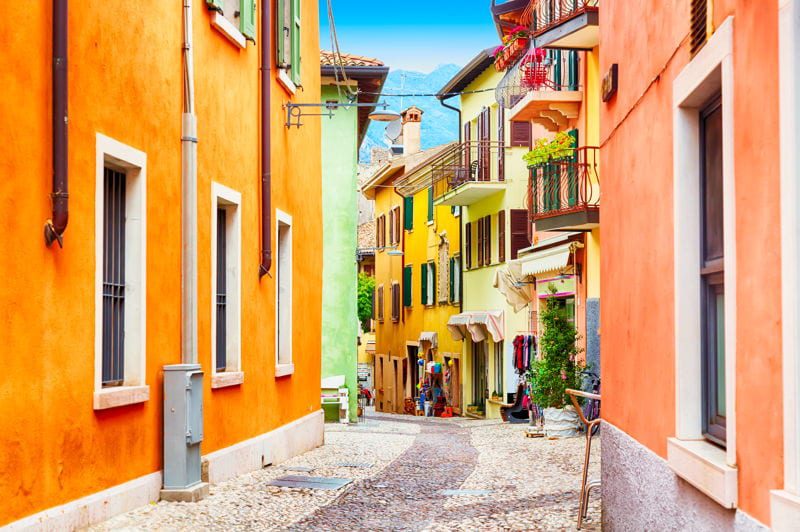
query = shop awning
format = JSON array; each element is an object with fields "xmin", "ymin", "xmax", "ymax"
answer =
[
  {"xmin": 419, "ymin": 331, "xmax": 438, "ymax": 348},
  {"xmin": 446, "ymin": 311, "xmax": 505, "ymax": 343},
  {"xmin": 519, "ymin": 243, "xmax": 572, "ymax": 276},
  {"xmin": 493, "ymin": 260, "xmax": 533, "ymax": 313}
]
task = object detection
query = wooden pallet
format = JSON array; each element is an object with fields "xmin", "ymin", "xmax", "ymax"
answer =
[{"xmin": 525, "ymin": 428, "xmax": 545, "ymax": 438}]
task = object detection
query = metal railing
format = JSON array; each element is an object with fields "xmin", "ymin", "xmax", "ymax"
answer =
[
  {"xmin": 528, "ymin": 146, "xmax": 599, "ymax": 220},
  {"xmin": 533, "ymin": 0, "xmax": 599, "ymax": 35},
  {"xmin": 496, "ymin": 48, "xmax": 580, "ymax": 109},
  {"xmin": 431, "ymin": 141, "xmax": 508, "ymax": 201}
]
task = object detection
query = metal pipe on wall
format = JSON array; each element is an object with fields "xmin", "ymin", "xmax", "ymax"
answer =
[
  {"xmin": 182, "ymin": 0, "xmax": 199, "ymax": 363},
  {"xmin": 44, "ymin": 0, "xmax": 69, "ymax": 247},
  {"xmin": 438, "ymin": 95, "xmax": 463, "ymax": 311},
  {"xmin": 259, "ymin": 0, "xmax": 272, "ymax": 276}
]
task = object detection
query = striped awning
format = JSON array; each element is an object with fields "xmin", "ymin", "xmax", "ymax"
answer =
[
  {"xmin": 419, "ymin": 331, "xmax": 438, "ymax": 348},
  {"xmin": 447, "ymin": 311, "xmax": 505, "ymax": 343},
  {"xmin": 519, "ymin": 243, "xmax": 571, "ymax": 276}
]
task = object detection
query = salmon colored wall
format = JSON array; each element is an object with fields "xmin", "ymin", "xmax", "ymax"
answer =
[
  {"xmin": 0, "ymin": 0, "xmax": 321, "ymax": 525},
  {"xmin": 600, "ymin": 0, "xmax": 782, "ymax": 524},
  {"xmin": 730, "ymin": 0, "xmax": 783, "ymax": 522}
]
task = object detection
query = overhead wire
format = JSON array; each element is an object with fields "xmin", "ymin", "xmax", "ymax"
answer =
[{"xmin": 326, "ymin": 0, "xmax": 358, "ymax": 101}]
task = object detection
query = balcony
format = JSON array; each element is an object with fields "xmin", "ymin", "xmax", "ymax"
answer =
[
  {"xmin": 502, "ymin": 49, "xmax": 583, "ymax": 132},
  {"xmin": 528, "ymin": 146, "xmax": 599, "ymax": 231},
  {"xmin": 532, "ymin": 0, "xmax": 599, "ymax": 50},
  {"xmin": 491, "ymin": 0, "xmax": 533, "ymax": 39},
  {"xmin": 431, "ymin": 141, "xmax": 507, "ymax": 206}
]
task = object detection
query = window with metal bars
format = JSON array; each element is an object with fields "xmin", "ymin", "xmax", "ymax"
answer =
[
  {"xmin": 102, "ymin": 167, "xmax": 126, "ymax": 387},
  {"xmin": 216, "ymin": 208, "xmax": 227, "ymax": 372}
]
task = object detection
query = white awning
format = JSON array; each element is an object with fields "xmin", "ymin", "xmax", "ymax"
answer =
[
  {"xmin": 446, "ymin": 311, "xmax": 505, "ymax": 343},
  {"xmin": 419, "ymin": 331, "xmax": 438, "ymax": 348},
  {"xmin": 493, "ymin": 260, "xmax": 533, "ymax": 313},
  {"xmin": 519, "ymin": 243, "xmax": 572, "ymax": 276}
]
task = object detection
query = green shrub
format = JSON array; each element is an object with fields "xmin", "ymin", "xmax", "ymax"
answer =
[
  {"xmin": 357, "ymin": 272, "xmax": 376, "ymax": 332},
  {"xmin": 526, "ymin": 285, "xmax": 584, "ymax": 408}
]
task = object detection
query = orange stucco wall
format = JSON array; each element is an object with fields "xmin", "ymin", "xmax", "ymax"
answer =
[
  {"xmin": 0, "ymin": 0, "xmax": 321, "ymax": 525},
  {"xmin": 600, "ymin": 0, "xmax": 782, "ymax": 524}
]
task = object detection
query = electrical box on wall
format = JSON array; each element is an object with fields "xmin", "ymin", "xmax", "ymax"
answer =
[{"xmin": 161, "ymin": 364, "xmax": 209, "ymax": 501}]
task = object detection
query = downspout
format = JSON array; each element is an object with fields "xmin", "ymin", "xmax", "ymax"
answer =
[
  {"xmin": 44, "ymin": 0, "xmax": 68, "ymax": 247},
  {"xmin": 259, "ymin": 0, "xmax": 272, "ymax": 276},
  {"xmin": 182, "ymin": 0, "xmax": 199, "ymax": 363},
  {"xmin": 439, "ymin": 95, "xmax": 463, "ymax": 311}
]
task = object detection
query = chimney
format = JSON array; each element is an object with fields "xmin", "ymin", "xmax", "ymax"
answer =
[{"xmin": 400, "ymin": 106, "xmax": 423, "ymax": 155}]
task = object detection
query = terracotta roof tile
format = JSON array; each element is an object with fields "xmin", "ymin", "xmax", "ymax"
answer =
[{"xmin": 320, "ymin": 50, "xmax": 384, "ymax": 67}]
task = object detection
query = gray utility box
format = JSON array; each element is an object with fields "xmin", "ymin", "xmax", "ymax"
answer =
[{"xmin": 163, "ymin": 364, "xmax": 204, "ymax": 490}]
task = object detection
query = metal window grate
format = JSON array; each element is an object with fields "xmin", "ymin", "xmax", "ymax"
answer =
[
  {"xmin": 102, "ymin": 168, "xmax": 126, "ymax": 387},
  {"xmin": 216, "ymin": 208, "xmax": 227, "ymax": 372}
]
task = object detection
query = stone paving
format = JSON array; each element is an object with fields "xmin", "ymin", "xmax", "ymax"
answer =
[{"xmin": 92, "ymin": 410, "xmax": 600, "ymax": 531}]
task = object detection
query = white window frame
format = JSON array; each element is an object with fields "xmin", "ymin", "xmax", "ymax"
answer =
[
  {"xmin": 668, "ymin": 16, "xmax": 737, "ymax": 508},
  {"xmin": 211, "ymin": 183, "xmax": 243, "ymax": 389},
  {"xmin": 452, "ymin": 255, "xmax": 461, "ymax": 304},
  {"xmin": 275, "ymin": 209, "xmax": 294, "ymax": 377},
  {"xmin": 93, "ymin": 134, "xmax": 148, "ymax": 410},
  {"xmin": 426, "ymin": 261, "xmax": 435, "ymax": 306},
  {"xmin": 773, "ymin": 0, "xmax": 800, "ymax": 527}
]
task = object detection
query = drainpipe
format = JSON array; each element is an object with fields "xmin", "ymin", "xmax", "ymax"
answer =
[
  {"xmin": 181, "ymin": 0, "xmax": 199, "ymax": 363},
  {"xmin": 438, "ymin": 95, "xmax": 463, "ymax": 311},
  {"xmin": 44, "ymin": 0, "xmax": 68, "ymax": 247},
  {"xmin": 259, "ymin": 0, "xmax": 272, "ymax": 276}
]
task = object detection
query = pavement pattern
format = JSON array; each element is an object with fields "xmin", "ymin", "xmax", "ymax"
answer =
[{"xmin": 92, "ymin": 410, "xmax": 600, "ymax": 531}]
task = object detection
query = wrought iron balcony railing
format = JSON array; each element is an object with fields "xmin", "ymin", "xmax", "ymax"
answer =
[
  {"xmin": 431, "ymin": 141, "xmax": 508, "ymax": 203},
  {"xmin": 533, "ymin": 0, "xmax": 599, "ymax": 34},
  {"xmin": 528, "ymin": 146, "xmax": 599, "ymax": 229},
  {"xmin": 532, "ymin": 0, "xmax": 599, "ymax": 49}
]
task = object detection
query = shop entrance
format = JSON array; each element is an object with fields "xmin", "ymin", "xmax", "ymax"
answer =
[
  {"xmin": 407, "ymin": 345, "xmax": 420, "ymax": 399},
  {"xmin": 472, "ymin": 341, "xmax": 488, "ymax": 414}
]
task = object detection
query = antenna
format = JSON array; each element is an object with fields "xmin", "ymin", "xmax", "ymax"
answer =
[{"xmin": 384, "ymin": 119, "xmax": 402, "ymax": 145}]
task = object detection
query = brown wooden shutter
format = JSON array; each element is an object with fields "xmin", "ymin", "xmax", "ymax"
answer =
[
  {"xmin": 377, "ymin": 285, "xmax": 384, "ymax": 322},
  {"xmin": 477, "ymin": 219, "xmax": 484, "ymax": 266},
  {"xmin": 484, "ymin": 215, "xmax": 492, "ymax": 265},
  {"xmin": 510, "ymin": 121, "xmax": 532, "ymax": 148},
  {"xmin": 465, "ymin": 222, "xmax": 472, "ymax": 270},
  {"xmin": 498, "ymin": 210, "xmax": 506, "ymax": 263},
  {"xmin": 498, "ymin": 106, "xmax": 505, "ymax": 182},
  {"xmin": 479, "ymin": 108, "xmax": 491, "ymax": 181},
  {"xmin": 463, "ymin": 122, "xmax": 471, "ymax": 169},
  {"xmin": 391, "ymin": 283, "xmax": 400, "ymax": 322},
  {"xmin": 510, "ymin": 209, "xmax": 531, "ymax": 259},
  {"xmin": 690, "ymin": 0, "xmax": 709, "ymax": 56}
]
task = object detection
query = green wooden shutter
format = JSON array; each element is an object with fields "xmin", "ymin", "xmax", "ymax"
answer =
[
  {"xmin": 449, "ymin": 257, "xmax": 455, "ymax": 303},
  {"xmin": 206, "ymin": 0, "xmax": 224, "ymax": 12},
  {"xmin": 276, "ymin": 0, "xmax": 289, "ymax": 67},
  {"xmin": 567, "ymin": 51, "xmax": 578, "ymax": 91},
  {"xmin": 404, "ymin": 196, "xmax": 414, "ymax": 230},
  {"xmin": 240, "ymin": 0, "xmax": 256, "ymax": 41},
  {"xmin": 568, "ymin": 129, "xmax": 579, "ymax": 207},
  {"xmin": 427, "ymin": 187, "xmax": 433, "ymax": 222},
  {"xmin": 420, "ymin": 263, "xmax": 428, "ymax": 305},
  {"xmin": 290, "ymin": 0, "xmax": 301, "ymax": 85},
  {"xmin": 403, "ymin": 265, "xmax": 412, "ymax": 307},
  {"xmin": 554, "ymin": 50, "xmax": 562, "ymax": 90},
  {"xmin": 430, "ymin": 262, "xmax": 436, "ymax": 304}
]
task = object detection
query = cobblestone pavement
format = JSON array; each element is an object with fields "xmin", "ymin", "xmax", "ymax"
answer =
[{"xmin": 93, "ymin": 410, "xmax": 600, "ymax": 531}]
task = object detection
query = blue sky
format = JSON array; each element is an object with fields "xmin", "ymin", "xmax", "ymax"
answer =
[{"xmin": 319, "ymin": 0, "xmax": 499, "ymax": 72}]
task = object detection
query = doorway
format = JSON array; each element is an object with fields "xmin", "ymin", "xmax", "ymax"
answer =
[{"xmin": 472, "ymin": 341, "xmax": 488, "ymax": 413}]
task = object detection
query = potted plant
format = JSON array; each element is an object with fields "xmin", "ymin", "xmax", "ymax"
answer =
[
  {"xmin": 522, "ymin": 131, "xmax": 576, "ymax": 167},
  {"xmin": 526, "ymin": 286, "xmax": 585, "ymax": 437},
  {"xmin": 494, "ymin": 25, "xmax": 531, "ymax": 71}
]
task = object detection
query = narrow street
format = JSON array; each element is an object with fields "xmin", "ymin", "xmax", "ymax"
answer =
[{"xmin": 93, "ymin": 412, "xmax": 600, "ymax": 531}]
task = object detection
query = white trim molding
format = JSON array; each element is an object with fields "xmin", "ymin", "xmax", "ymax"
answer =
[
  {"xmin": 211, "ymin": 182, "xmax": 243, "ymax": 388},
  {"xmin": 774, "ymin": 0, "xmax": 800, "ymax": 527},
  {"xmin": 671, "ymin": 16, "xmax": 738, "ymax": 504},
  {"xmin": 211, "ymin": 11, "xmax": 247, "ymax": 48},
  {"xmin": 275, "ymin": 209, "xmax": 293, "ymax": 375},
  {"xmin": 5, "ymin": 471, "xmax": 161, "ymax": 531},
  {"xmin": 94, "ymin": 133, "xmax": 148, "ymax": 410}
]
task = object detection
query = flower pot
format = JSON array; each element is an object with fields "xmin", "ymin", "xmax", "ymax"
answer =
[{"xmin": 543, "ymin": 405, "xmax": 579, "ymax": 438}]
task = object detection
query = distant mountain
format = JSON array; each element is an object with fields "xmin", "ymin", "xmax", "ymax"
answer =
[{"xmin": 359, "ymin": 64, "xmax": 462, "ymax": 163}]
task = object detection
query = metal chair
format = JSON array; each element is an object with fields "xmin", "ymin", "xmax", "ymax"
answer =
[{"xmin": 566, "ymin": 388, "xmax": 601, "ymax": 529}]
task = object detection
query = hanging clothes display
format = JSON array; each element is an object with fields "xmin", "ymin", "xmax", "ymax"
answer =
[{"xmin": 512, "ymin": 334, "xmax": 537, "ymax": 374}]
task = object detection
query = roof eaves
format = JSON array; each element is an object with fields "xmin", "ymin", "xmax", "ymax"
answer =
[{"xmin": 437, "ymin": 48, "xmax": 496, "ymax": 99}]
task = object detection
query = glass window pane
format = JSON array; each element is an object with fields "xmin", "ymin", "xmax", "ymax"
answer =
[
  {"xmin": 715, "ymin": 291, "xmax": 726, "ymax": 417},
  {"xmin": 702, "ymin": 102, "xmax": 724, "ymax": 262}
]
